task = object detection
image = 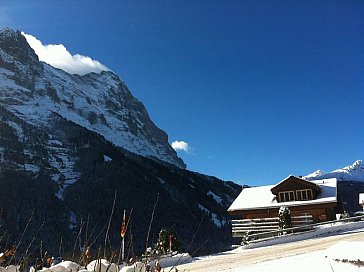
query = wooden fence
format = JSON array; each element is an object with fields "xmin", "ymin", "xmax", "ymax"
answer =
[
  {"xmin": 232, "ymin": 214, "xmax": 364, "ymax": 245},
  {"xmin": 231, "ymin": 215, "xmax": 313, "ymax": 238}
]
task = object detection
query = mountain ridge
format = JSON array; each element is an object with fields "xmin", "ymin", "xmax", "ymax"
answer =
[
  {"xmin": 0, "ymin": 28, "xmax": 185, "ymax": 169},
  {"xmin": 304, "ymin": 160, "xmax": 364, "ymax": 182}
]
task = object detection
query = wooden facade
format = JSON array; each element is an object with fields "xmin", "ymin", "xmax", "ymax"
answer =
[
  {"xmin": 271, "ymin": 176, "xmax": 321, "ymax": 202},
  {"xmin": 229, "ymin": 202, "xmax": 338, "ymax": 222}
]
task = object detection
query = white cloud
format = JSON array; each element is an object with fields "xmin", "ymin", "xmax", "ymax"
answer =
[
  {"xmin": 171, "ymin": 140, "xmax": 190, "ymax": 153},
  {"xmin": 22, "ymin": 32, "xmax": 108, "ymax": 75}
]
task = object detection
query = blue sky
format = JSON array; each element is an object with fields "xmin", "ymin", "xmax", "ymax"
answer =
[{"xmin": 1, "ymin": 1, "xmax": 363, "ymax": 185}]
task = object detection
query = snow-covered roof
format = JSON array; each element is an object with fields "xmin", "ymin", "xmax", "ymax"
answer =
[{"xmin": 228, "ymin": 178, "xmax": 337, "ymax": 211}]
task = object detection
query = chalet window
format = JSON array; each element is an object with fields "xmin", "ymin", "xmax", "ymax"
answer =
[
  {"xmin": 296, "ymin": 189, "xmax": 313, "ymax": 201},
  {"xmin": 279, "ymin": 191, "xmax": 295, "ymax": 202}
]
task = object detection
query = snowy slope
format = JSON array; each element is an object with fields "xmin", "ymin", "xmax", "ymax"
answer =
[
  {"xmin": 175, "ymin": 222, "xmax": 364, "ymax": 272},
  {"xmin": 0, "ymin": 28, "xmax": 185, "ymax": 169},
  {"xmin": 305, "ymin": 160, "xmax": 364, "ymax": 182}
]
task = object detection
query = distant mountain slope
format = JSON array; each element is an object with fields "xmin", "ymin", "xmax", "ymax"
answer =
[
  {"xmin": 0, "ymin": 105, "xmax": 241, "ymax": 255},
  {"xmin": 304, "ymin": 160, "xmax": 364, "ymax": 215},
  {"xmin": 0, "ymin": 28, "xmax": 185, "ymax": 168},
  {"xmin": 304, "ymin": 160, "xmax": 364, "ymax": 182}
]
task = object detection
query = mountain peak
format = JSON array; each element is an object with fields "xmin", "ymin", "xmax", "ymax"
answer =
[
  {"xmin": 0, "ymin": 27, "xmax": 23, "ymax": 38},
  {"xmin": 305, "ymin": 160, "xmax": 364, "ymax": 182},
  {"xmin": 304, "ymin": 169, "xmax": 325, "ymax": 179},
  {"xmin": 0, "ymin": 28, "xmax": 39, "ymax": 66},
  {"xmin": 0, "ymin": 27, "xmax": 17, "ymax": 37},
  {"xmin": 341, "ymin": 159, "xmax": 363, "ymax": 171},
  {"xmin": 0, "ymin": 28, "xmax": 185, "ymax": 168},
  {"xmin": 332, "ymin": 159, "xmax": 364, "ymax": 175},
  {"xmin": 0, "ymin": 27, "xmax": 39, "ymax": 64}
]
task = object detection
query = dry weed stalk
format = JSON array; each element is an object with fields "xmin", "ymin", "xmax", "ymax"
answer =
[
  {"xmin": 145, "ymin": 193, "xmax": 159, "ymax": 253},
  {"xmin": 104, "ymin": 190, "xmax": 117, "ymax": 258}
]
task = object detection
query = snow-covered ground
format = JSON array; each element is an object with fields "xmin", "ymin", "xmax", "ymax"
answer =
[
  {"xmin": 176, "ymin": 221, "xmax": 364, "ymax": 272},
  {"xmin": 231, "ymin": 241, "xmax": 364, "ymax": 272}
]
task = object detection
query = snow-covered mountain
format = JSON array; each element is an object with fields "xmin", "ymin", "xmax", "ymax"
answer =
[
  {"xmin": 303, "ymin": 169, "xmax": 325, "ymax": 180},
  {"xmin": 304, "ymin": 160, "xmax": 364, "ymax": 182},
  {"xmin": 0, "ymin": 28, "xmax": 242, "ymax": 255},
  {"xmin": 0, "ymin": 28, "xmax": 185, "ymax": 169}
]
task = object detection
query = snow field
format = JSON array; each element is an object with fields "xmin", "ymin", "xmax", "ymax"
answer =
[
  {"xmin": 176, "ymin": 222, "xmax": 364, "ymax": 272},
  {"xmin": 231, "ymin": 242, "xmax": 364, "ymax": 272}
]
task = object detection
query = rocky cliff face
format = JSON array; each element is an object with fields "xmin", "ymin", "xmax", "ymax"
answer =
[
  {"xmin": 0, "ymin": 28, "xmax": 185, "ymax": 169},
  {"xmin": 0, "ymin": 28, "xmax": 241, "ymax": 256}
]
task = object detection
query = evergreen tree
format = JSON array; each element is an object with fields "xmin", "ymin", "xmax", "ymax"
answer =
[
  {"xmin": 278, "ymin": 206, "xmax": 292, "ymax": 233},
  {"xmin": 155, "ymin": 228, "xmax": 180, "ymax": 254}
]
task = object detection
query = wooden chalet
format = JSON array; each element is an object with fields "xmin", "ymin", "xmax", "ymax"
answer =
[{"xmin": 228, "ymin": 176, "xmax": 339, "ymax": 235}]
